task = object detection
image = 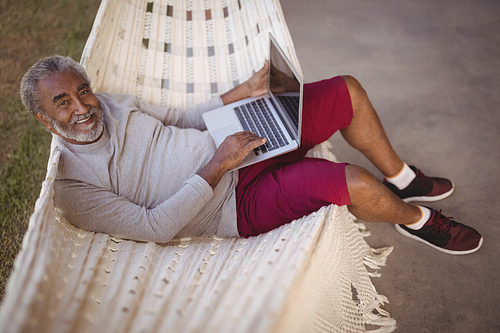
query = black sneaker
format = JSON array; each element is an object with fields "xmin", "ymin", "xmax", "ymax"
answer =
[
  {"xmin": 395, "ymin": 208, "xmax": 483, "ymax": 255},
  {"xmin": 384, "ymin": 166, "xmax": 454, "ymax": 202}
]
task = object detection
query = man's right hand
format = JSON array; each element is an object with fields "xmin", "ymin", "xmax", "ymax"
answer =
[{"xmin": 198, "ymin": 132, "xmax": 266, "ymax": 189}]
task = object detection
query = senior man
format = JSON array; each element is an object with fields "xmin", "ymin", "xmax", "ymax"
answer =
[{"xmin": 20, "ymin": 55, "xmax": 482, "ymax": 255}]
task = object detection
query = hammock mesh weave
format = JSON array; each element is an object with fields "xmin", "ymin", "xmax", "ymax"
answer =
[{"xmin": 0, "ymin": 0, "xmax": 395, "ymax": 332}]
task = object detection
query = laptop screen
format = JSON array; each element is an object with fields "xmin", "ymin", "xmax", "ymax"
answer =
[{"xmin": 268, "ymin": 34, "xmax": 302, "ymax": 142}]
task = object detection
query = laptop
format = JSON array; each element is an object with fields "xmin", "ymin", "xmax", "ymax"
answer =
[{"xmin": 203, "ymin": 33, "xmax": 303, "ymax": 170}]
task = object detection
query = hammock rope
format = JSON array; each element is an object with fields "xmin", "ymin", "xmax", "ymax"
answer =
[{"xmin": 0, "ymin": 1, "xmax": 395, "ymax": 332}]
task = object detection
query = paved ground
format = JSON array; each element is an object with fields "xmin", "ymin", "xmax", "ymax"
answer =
[{"xmin": 281, "ymin": 1, "xmax": 500, "ymax": 332}]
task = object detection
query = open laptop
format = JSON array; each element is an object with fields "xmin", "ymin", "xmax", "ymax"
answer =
[{"xmin": 203, "ymin": 33, "xmax": 303, "ymax": 170}]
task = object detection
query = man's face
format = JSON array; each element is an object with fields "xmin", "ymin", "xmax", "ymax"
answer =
[{"xmin": 35, "ymin": 69, "xmax": 104, "ymax": 145}]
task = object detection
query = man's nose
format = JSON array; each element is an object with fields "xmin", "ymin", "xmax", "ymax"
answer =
[{"xmin": 73, "ymin": 97, "xmax": 88, "ymax": 115}]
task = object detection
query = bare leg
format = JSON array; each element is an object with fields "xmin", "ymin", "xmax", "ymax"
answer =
[
  {"xmin": 346, "ymin": 165, "xmax": 421, "ymax": 224},
  {"xmin": 337, "ymin": 76, "xmax": 422, "ymax": 223},
  {"xmin": 340, "ymin": 75, "xmax": 404, "ymax": 178}
]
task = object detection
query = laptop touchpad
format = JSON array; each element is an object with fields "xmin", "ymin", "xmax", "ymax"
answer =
[{"xmin": 213, "ymin": 124, "xmax": 240, "ymax": 146}]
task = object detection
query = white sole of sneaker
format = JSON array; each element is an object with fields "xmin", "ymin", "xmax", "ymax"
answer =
[
  {"xmin": 394, "ymin": 223, "xmax": 483, "ymax": 255},
  {"xmin": 402, "ymin": 181, "xmax": 455, "ymax": 203}
]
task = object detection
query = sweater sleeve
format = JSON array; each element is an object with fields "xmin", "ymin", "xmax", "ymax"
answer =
[
  {"xmin": 134, "ymin": 96, "xmax": 224, "ymax": 130},
  {"xmin": 53, "ymin": 175, "xmax": 214, "ymax": 243}
]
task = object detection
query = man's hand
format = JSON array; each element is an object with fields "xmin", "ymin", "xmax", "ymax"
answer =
[
  {"xmin": 198, "ymin": 132, "xmax": 266, "ymax": 189},
  {"xmin": 246, "ymin": 60, "xmax": 269, "ymax": 97},
  {"xmin": 221, "ymin": 61, "xmax": 269, "ymax": 105},
  {"xmin": 213, "ymin": 132, "xmax": 266, "ymax": 170}
]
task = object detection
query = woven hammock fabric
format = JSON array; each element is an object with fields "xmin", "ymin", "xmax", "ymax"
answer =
[
  {"xmin": 0, "ymin": 0, "xmax": 395, "ymax": 332},
  {"xmin": 81, "ymin": 0, "xmax": 303, "ymax": 108}
]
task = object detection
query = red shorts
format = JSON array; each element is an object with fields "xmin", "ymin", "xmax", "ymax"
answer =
[{"xmin": 236, "ymin": 76, "xmax": 353, "ymax": 237}]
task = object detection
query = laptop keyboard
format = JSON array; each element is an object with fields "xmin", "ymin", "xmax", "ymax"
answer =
[
  {"xmin": 234, "ymin": 98, "xmax": 289, "ymax": 155},
  {"xmin": 276, "ymin": 95, "xmax": 299, "ymax": 128}
]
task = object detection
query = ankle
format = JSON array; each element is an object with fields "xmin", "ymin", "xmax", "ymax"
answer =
[
  {"xmin": 385, "ymin": 163, "xmax": 416, "ymax": 190},
  {"xmin": 405, "ymin": 206, "xmax": 431, "ymax": 230}
]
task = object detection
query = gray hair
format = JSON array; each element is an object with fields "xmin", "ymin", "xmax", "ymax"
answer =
[{"xmin": 20, "ymin": 55, "xmax": 90, "ymax": 115}]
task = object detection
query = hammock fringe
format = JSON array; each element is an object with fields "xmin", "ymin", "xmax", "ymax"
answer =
[{"xmin": 0, "ymin": 1, "xmax": 395, "ymax": 332}]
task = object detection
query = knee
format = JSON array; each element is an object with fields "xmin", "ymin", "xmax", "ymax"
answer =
[
  {"xmin": 341, "ymin": 75, "xmax": 361, "ymax": 89},
  {"xmin": 345, "ymin": 164, "xmax": 372, "ymax": 187},
  {"xmin": 345, "ymin": 165, "xmax": 380, "ymax": 201},
  {"xmin": 341, "ymin": 75, "xmax": 368, "ymax": 103},
  {"xmin": 341, "ymin": 75, "xmax": 358, "ymax": 86}
]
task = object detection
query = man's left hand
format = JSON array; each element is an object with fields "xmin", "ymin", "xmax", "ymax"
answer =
[{"xmin": 221, "ymin": 61, "xmax": 269, "ymax": 105}]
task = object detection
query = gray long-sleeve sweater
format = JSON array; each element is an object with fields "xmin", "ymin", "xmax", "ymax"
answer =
[{"xmin": 52, "ymin": 92, "xmax": 239, "ymax": 243}]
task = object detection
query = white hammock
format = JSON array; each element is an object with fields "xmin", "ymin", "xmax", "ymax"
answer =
[{"xmin": 0, "ymin": 0, "xmax": 396, "ymax": 332}]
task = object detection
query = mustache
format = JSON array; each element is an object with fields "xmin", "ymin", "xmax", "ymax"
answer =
[{"xmin": 69, "ymin": 105, "xmax": 101, "ymax": 124}]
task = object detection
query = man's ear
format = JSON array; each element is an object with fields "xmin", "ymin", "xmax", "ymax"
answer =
[{"xmin": 34, "ymin": 112, "xmax": 54, "ymax": 131}]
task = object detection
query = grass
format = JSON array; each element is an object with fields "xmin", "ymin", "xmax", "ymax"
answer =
[
  {"xmin": 0, "ymin": 118, "xmax": 52, "ymax": 297},
  {"xmin": 0, "ymin": 0, "xmax": 101, "ymax": 300}
]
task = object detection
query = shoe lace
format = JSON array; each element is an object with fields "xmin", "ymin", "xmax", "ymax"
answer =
[
  {"xmin": 429, "ymin": 210, "xmax": 453, "ymax": 236},
  {"xmin": 414, "ymin": 168, "xmax": 429, "ymax": 187}
]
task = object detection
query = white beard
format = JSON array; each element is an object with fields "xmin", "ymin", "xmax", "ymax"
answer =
[{"xmin": 49, "ymin": 105, "xmax": 104, "ymax": 143}]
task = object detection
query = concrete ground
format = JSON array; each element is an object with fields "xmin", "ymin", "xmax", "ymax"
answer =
[{"xmin": 281, "ymin": 1, "xmax": 500, "ymax": 332}]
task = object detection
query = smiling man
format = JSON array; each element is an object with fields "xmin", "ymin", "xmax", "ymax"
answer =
[
  {"xmin": 34, "ymin": 69, "xmax": 104, "ymax": 144},
  {"xmin": 20, "ymin": 55, "xmax": 483, "ymax": 255}
]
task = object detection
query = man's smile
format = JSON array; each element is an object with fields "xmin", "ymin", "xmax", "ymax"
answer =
[{"xmin": 75, "ymin": 114, "xmax": 92, "ymax": 124}]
